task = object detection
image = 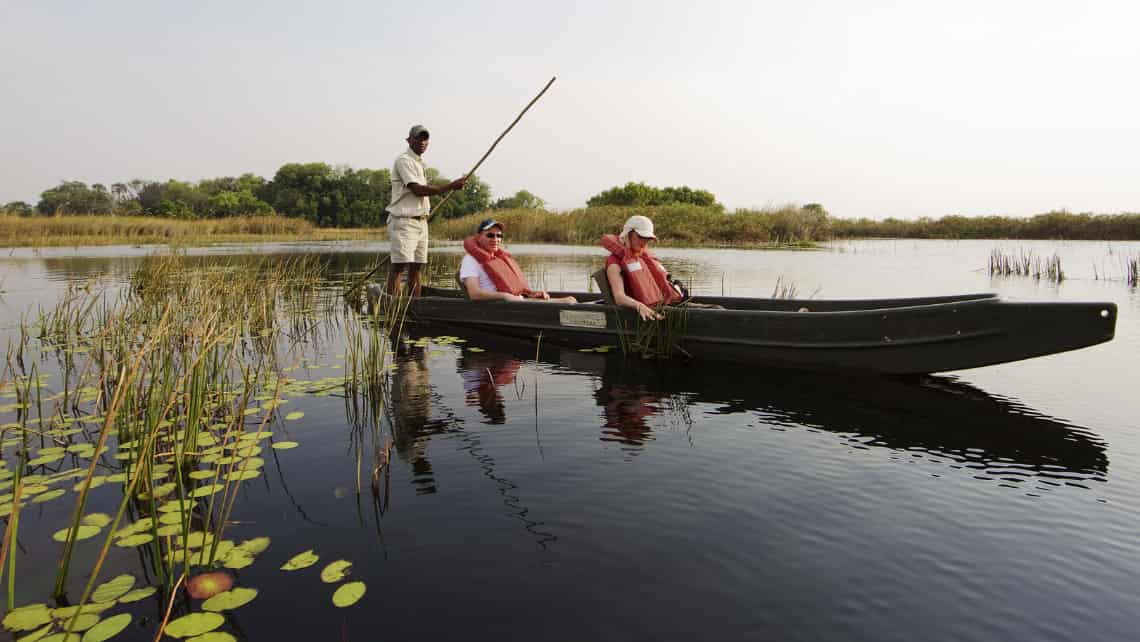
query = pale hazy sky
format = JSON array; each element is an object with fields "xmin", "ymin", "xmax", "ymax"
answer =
[{"xmin": 2, "ymin": 0, "xmax": 1137, "ymax": 218}]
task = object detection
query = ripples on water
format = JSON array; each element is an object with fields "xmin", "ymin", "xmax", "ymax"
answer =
[{"xmin": 1, "ymin": 240, "xmax": 1138, "ymax": 641}]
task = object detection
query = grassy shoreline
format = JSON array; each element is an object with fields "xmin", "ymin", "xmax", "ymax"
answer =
[
  {"xmin": 0, "ymin": 215, "xmax": 386, "ymax": 248},
  {"xmin": 5, "ymin": 207, "xmax": 1140, "ymax": 249}
]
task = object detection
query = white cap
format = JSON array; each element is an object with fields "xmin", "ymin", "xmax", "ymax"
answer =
[{"xmin": 620, "ymin": 215, "xmax": 656, "ymax": 242}]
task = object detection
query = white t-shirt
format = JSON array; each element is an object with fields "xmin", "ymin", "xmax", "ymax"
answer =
[
  {"xmin": 459, "ymin": 254, "xmax": 496, "ymax": 292},
  {"xmin": 387, "ymin": 149, "xmax": 431, "ymax": 217}
]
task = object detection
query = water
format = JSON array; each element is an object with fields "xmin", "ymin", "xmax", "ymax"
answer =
[{"xmin": 1, "ymin": 239, "xmax": 1138, "ymax": 641}]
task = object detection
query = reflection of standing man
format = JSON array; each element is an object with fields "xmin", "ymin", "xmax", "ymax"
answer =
[{"xmin": 385, "ymin": 125, "xmax": 467, "ymax": 297}]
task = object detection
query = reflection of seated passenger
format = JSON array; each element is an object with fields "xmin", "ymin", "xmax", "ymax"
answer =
[
  {"xmin": 460, "ymin": 351, "xmax": 523, "ymax": 424},
  {"xmin": 595, "ymin": 383, "xmax": 660, "ymax": 446},
  {"xmin": 461, "ymin": 219, "xmax": 577, "ymax": 303},
  {"xmin": 602, "ymin": 215, "xmax": 686, "ymax": 321}
]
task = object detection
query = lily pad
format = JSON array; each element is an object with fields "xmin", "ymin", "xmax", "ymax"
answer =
[
  {"xmin": 320, "ymin": 560, "xmax": 353, "ymax": 583},
  {"xmin": 31, "ymin": 489, "xmax": 66, "ymax": 504},
  {"xmin": 2, "ymin": 603, "xmax": 52, "ymax": 631},
  {"xmin": 224, "ymin": 469, "xmax": 259, "ymax": 482},
  {"xmin": 236, "ymin": 536, "xmax": 270, "ymax": 555},
  {"xmin": 81, "ymin": 513, "xmax": 112, "ymax": 528},
  {"xmin": 115, "ymin": 533, "xmax": 154, "ymax": 547},
  {"xmin": 52, "ymin": 525, "xmax": 100, "ymax": 542},
  {"xmin": 183, "ymin": 634, "xmax": 236, "ymax": 642},
  {"xmin": 15, "ymin": 623, "xmax": 54, "ymax": 641},
  {"xmin": 38, "ymin": 634, "xmax": 81, "ymax": 642},
  {"xmin": 284, "ymin": 411, "xmax": 304, "ymax": 421},
  {"xmin": 190, "ymin": 483, "xmax": 223, "ymax": 498},
  {"xmin": 280, "ymin": 549, "xmax": 319, "ymax": 571},
  {"xmin": 221, "ymin": 550, "xmax": 254, "ymax": 569},
  {"xmin": 188, "ymin": 470, "xmax": 215, "ymax": 480},
  {"xmin": 163, "ymin": 613, "xmax": 224, "ymax": 639},
  {"xmin": 117, "ymin": 586, "xmax": 157, "ymax": 603},
  {"xmin": 271, "ymin": 441, "xmax": 299, "ymax": 450},
  {"xmin": 201, "ymin": 587, "xmax": 258, "ymax": 612},
  {"xmin": 80, "ymin": 613, "xmax": 131, "ymax": 642},
  {"xmin": 91, "ymin": 574, "xmax": 135, "ymax": 603},
  {"xmin": 65, "ymin": 613, "xmax": 101, "ymax": 631},
  {"xmin": 332, "ymin": 581, "xmax": 367, "ymax": 607}
]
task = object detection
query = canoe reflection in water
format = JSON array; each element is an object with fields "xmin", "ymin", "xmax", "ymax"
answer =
[
  {"xmin": 459, "ymin": 351, "xmax": 524, "ymax": 424},
  {"xmin": 568, "ymin": 348, "xmax": 1109, "ymax": 487},
  {"xmin": 429, "ymin": 325, "xmax": 1107, "ymax": 488}
]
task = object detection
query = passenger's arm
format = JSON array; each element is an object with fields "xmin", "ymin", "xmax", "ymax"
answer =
[
  {"xmin": 605, "ymin": 263, "xmax": 663, "ymax": 321},
  {"xmin": 464, "ymin": 277, "xmax": 523, "ymax": 302}
]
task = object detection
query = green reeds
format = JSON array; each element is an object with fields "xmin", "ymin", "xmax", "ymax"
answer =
[{"xmin": 988, "ymin": 248, "xmax": 1065, "ymax": 283}]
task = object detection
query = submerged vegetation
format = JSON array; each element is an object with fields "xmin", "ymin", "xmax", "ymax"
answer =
[{"xmin": 0, "ymin": 254, "xmax": 406, "ymax": 638}]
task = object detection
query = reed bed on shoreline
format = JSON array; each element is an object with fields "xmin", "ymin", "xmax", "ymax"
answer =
[
  {"xmin": 0, "ymin": 254, "xmax": 399, "ymax": 638},
  {"xmin": 430, "ymin": 205, "xmax": 828, "ymax": 246},
  {"xmin": 0, "ymin": 215, "xmax": 384, "ymax": 247}
]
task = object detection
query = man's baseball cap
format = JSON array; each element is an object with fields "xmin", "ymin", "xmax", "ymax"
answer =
[
  {"xmin": 477, "ymin": 219, "xmax": 504, "ymax": 233},
  {"xmin": 408, "ymin": 125, "xmax": 430, "ymax": 140}
]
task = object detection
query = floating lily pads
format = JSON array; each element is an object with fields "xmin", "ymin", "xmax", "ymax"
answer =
[
  {"xmin": 2, "ymin": 603, "xmax": 52, "ymax": 631},
  {"xmin": 284, "ymin": 411, "xmax": 304, "ymax": 420},
  {"xmin": 52, "ymin": 525, "xmax": 100, "ymax": 542},
  {"xmin": 65, "ymin": 613, "xmax": 101, "ymax": 631},
  {"xmin": 182, "ymin": 633, "xmax": 236, "ymax": 642},
  {"xmin": 201, "ymin": 587, "xmax": 258, "ymax": 612},
  {"xmin": 281, "ymin": 549, "xmax": 319, "ymax": 570},
  {"xmin": 80, "ymin": 613, "xmax": 131, "ymax": 642},
  {"xmin": 81, "ymin": 513, "xmax": 112, "ymax": 528},
  {"xmin": 15, "ymin": 622, "xmax": 53, "ymax": 641},
  {"xmin": 271, "ymin": 441, "xmax": 299, "ymax": 450},
  {"xmin": 332, "ymin": 581, "xmax": 367, "ymax": 607},
  {"xmin": 320, "ymin": 560, "xmax": 353, "ymax": 583},
  {"xmin": 117, "ymin": 586, "xmax": 157, "ymax": 603},
  {"xmin": 91, "ymin": 574, "xmax": 135, "ymax": 603},
  {"xmin": 31, "ymin": 488, "xmax": 65, "ymax": 504},
  {"xmin": 190, "ymin": 483, "xmax": 223, "ymax": 498},
  {"xmin": 115, "ymin": 533, "xmax": 154, "ymax": 547},
  {"xmin": 163, "ymin": 613, "xmax": 224, "ymax": 638},
  {"xmin": 188, "ymin": 470, "xmax": 215, "ymax": 480},
  {"xmin": 224, "ymin": 469, "xmax": 259, "ymax": 482},
  {"xmin": 236, "ymin": 536, "xmax": 270, "ymax": 555}
]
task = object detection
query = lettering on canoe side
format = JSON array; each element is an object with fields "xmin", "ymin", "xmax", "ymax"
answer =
[{"xmin": 559, "ymin": 309, "xmax": 607, "ymax": 329}]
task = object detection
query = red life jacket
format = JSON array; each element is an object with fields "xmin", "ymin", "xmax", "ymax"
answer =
[
  {"xmin": 600, "ymin": 234, "xmax": 683, "ymax": 306},
  {"xmin": 463, "ymin": 236, "xmax": 533, "ymax": 296}
]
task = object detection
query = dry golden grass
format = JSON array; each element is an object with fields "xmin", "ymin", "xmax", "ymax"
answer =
[{"xmin": 0, "ymin": 214, "xmax": 387, "ymax": 247}]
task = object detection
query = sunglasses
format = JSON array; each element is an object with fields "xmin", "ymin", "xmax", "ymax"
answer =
[{"xmin": 483, "ymin": 232, "xmax": 504, "ymax": 239}]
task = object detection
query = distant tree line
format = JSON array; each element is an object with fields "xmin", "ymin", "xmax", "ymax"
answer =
[
  {"xmin": 2, "ymin": 163, "xmax": 547, "ymax": 227},
  {"xmin": 830, "ymin": 210, "xmax": 1140, "ymax": 241}
]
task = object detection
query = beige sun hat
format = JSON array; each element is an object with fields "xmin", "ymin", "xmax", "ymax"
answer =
[{"xmin": 620, "ymin": 215, "xmax": 656, "ymax": 242}]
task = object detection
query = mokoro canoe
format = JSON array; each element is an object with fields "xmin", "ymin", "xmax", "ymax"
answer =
[{"xmin": 374, "ymin": 286, "xmax": 1116, "ymax": 375}]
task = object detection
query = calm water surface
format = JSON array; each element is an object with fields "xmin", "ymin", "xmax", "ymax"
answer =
[{"xmin": 1, "ymin": 239, "xmax": 1138, "ymax": 641}]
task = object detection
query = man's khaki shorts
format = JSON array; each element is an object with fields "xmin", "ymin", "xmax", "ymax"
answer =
[{"xmin": 388, "ymin": 216, "xmax": 429, "ymax": 264}]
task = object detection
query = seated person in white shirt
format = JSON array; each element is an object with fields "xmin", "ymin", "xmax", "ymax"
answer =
[{"xmin": 459, "ymin": 219, "xmax": 577, "ymax": 303}]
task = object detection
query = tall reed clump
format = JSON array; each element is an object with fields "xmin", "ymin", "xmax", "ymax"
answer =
[
  {"xmin": 615, "ymin": 306, "xmax": 690, "ymax": 360},
  {"xmin": 1127, "ymin": 255, "xmax": 1139, "ymax": 287},
  {"xmin": 0, "ymin": 252, "xmax": 397, "ymax": 639},
  {"xmin": 988, "ymin": 248, "xmax": 1064, "ymax": 283}
]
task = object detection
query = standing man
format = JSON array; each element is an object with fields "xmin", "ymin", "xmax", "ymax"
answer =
[{"xmin": 386, "ymin": 125, "xmax": 467, "ymax": 296}]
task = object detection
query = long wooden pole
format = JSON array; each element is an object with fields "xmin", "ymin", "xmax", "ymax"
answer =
[
  {"xmin": 345, "ymin": 76, "xmax": 557, "ymax": 297},
  {"xmin": 429, "ymin": 75, "xmax": 557, "ymax": 218}
]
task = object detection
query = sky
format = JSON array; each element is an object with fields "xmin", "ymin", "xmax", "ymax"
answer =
[{"xmin": 1, "ymin": 0, "xmax": 1138, "ymax": 218}]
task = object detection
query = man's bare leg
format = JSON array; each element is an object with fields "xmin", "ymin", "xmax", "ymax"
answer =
[
  {"xmin": 407, "ymin": 263, "xmax": 424, "ymax": 298},
  {"xmin": 386, "ymin": 263, "xmax": 407, "ymax": 296}
]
